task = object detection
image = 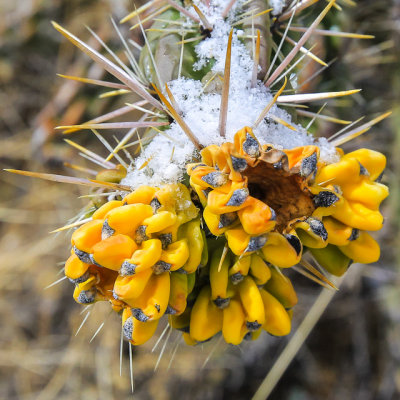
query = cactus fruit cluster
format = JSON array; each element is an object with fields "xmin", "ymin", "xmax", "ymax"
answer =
[
  {"xmin": 66, "ymin": 123, "xmax": 387, "ymax": 346},
  {"xmin": 8, "ymin": 0, "xmax": 389, "ymax": 349}
]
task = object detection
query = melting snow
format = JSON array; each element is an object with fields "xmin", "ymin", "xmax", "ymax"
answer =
[{"xmin": 270, "ymin": 0, "xmax": 287, "ymax": 16}]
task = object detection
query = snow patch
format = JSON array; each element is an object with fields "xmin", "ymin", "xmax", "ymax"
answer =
[
  {"xmin": 270, "ymin": 0, "xmax": 287, "ymax": 16},
  {"xmin": 121, "ymin": 0, "xmax": 339, "ymax": 189}
]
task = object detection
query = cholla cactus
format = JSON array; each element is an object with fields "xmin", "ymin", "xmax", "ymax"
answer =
[{"xmin": 6, "ymin": 0, "xmax": 390, "ymax": 357}]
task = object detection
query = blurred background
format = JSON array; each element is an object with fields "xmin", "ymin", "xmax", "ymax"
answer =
[{"xmin": 0, "ymin": 0, "xmax": 399, "ymax": 399}]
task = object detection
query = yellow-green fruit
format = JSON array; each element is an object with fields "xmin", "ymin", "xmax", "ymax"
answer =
[
  {"xmin": 200, "ymin": 230, "xmax": 209, "ymax": 267},
  {"xmin": 248, "ymin": 328, "xmax": 262, "ymax": 341},
  {"xmin": 179, "ymin": 219, "xmax": 204, "ymax": 273},
  {"xmin": 295, "ymin": 219, "xmax": 328, "ymax": 249},
  {"xmin": 264, "ymin": 268, "xmax": 298, "ymax": 309},
  {"xmin": 169, "ymin": 307, "xmax": 191, "ymax": 332},
  {"xmin": 309, "ymin": 244, "xmax": 351, "ymax": 277},
  {"xmin": 187, "ymin": 272, "xmax": 196, "ymax": 294},
  {"xmin": 168, "ymin": 272, "xmax": 188, "ymax": 315},
  {"xmin": 96, "ymin": 165, "xmax": 127, "ymax": 183}
]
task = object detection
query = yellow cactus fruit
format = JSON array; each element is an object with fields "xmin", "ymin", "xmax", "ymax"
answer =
[
  {"xmin": 237, "ymin": 276, "xmax": 265, "ymax": 331},
  {"xmin": 65, "ymin": 254, "xmax": 89, "ymax": 283},
  {"xmin": 92, "ymin": 200, "xmax": 123, "ymax": 220},
  {"xmin": 238, "ymin": 197, "xmax": 276, "ymax": 235},
  {"xmin": 124, "ymin": 239, "xmax": 163, "ymax": 274},
  {"xmin": 122, "ymin": 308, "xmax": 159, "ymax": 345},
  {"xmin": 178, "ymin": 219, "xmax": 204, "ymax": 273},
  {"xmin": 92, "ymin": 234, "xmax": 137, "ymax": 270},
  {"xmin": 225, "ymin": 228, "xmax": 252, "ymax": 255},
  {"xmin": 62, "ymin": 125, "xmax": 388, "ymax": 347},
  {"xmin": 71, "ymin": 219, "xmax": 103, "ymax": 257},
  {"xmin": 322, "ymin": 217, "xmax": 356, "ymax": 246},
  {"xmin": 143, "ymin": 211, "xmax": 177, "ymax": 234},
  {"xmin": 187, "ymin": 273, "xmax": 196, "ymax": 294},
  {"xmin": 73, "ymin": 267, "xmax": 119, "ymax": 306},
  {"xmin": 128, "ymin": 271, "xmax": 170, "ymax": 322},
  {"xmin": 123, "ymin": 185, "xmax": 157, "ymax": 205},
  {"xmin": 314, "ymin": 158, "xmax": 361, "ymax": 187},
  {"xmin": 190, "ymin": 286, "xmax": 223, "ymax": 342},
  {"xmin": 114, "ymin": 268, "xmax": 154, "ymax": 304},
  {"xmin": 295, "ymin": 218, "xmax": 328, "ymax": 249},
  {"xmin": 328, "ymin": 199, "xmax": 384, "ymax": 231},
  {"xmin": 203, "ymin": 206, "xmax": 236, "ymax": 235},
  {"xmin": 248, "ymin": 328, "xmax": 263, "ymax": 341},
  {"xmin": 187, "ymin": 127, "xmax": 315, "ymax": 263},
  {"xmin": 261, "ymin": 232, "xmax": 302, "ymax": 268},
  {"xmin": 222, "ymin": 298, "xmax": 248, "ymax": 345},
  {"xmin": 105, "ymin": 204, "xmax": 154, "ymax": 235},
  {"xmin": 229, "ymin": 255, "xmax": 252, "ymax": 284},
  {"xmin": 182, "ymin": 332, "xmax": 198, "ymax": 346},
  {"xmin": 342, "ymin": 148, "xmax": 386, "ymax": 181},
  {"xmin": 73, "ymin": 275, "xmax": 98, "ymax": 304},
  {"xmin": 178, "ymin": 238, "xmax": 301, "ymax": 345},
  {"xmin": 209, "ymin": 247, "xmax": 232, "ymax": 308},
  {"xmin": 314, "ymin": 150, "xmax": 388, "ymax": 233},
  {"xmin": 338, "ymin": 231, "xmax": 380, "ymax": 264},
  {"xmin": 192, "ymin": 244, "xmax": 296, "ymax": 344},
  {"xmin": 249, "ymin": 254, "xmax": 271, "ymax": 285},
  {"xmin": 260, "ymin": 289, "xmax": 292, "ymax": 336},
  {"xmin": 159, "ymin": 240, "xmax": 189, "ymax": 271}
]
